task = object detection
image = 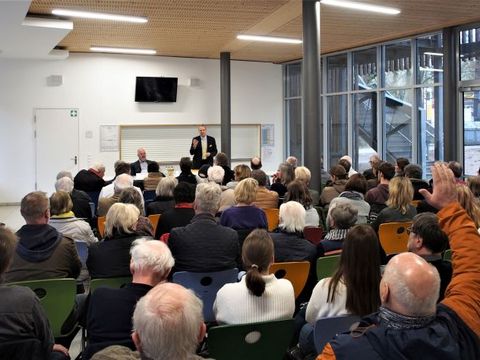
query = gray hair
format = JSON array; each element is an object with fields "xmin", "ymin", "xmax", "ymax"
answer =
[
  {"xmin": 329, "ymin": 203, "xmax": 358, "ymax": 229},
  {"xmin": 195, "ymin": 182, "xmax": 222, "ymax": 214},
  {"xmin": 207, "ymin": 165, "xmax": 225, "ymax": 184},
  {"xmin": 130, "ymin": 239, "xmax": 174, "ymax": 280},
  {"xmin": 279, "ymin": 201, "xmax": 305, "ymax": 233},
  {"xmin": 91, "ymin": 162, "xmax": 105, "ymax": 172},
  {"xmin": 156, "ymin": 176, "xmax": 178, "ymax": 197},
  {"xmin": 56, "ymin": 171, "xmax": 73, "ymax": 180},
  {"xmin": 133, "ymin": 283, "xmax": 204, "ymax": 359},
  {"xmin": 55, "ymin": 177, "xmax": 74, "ymax": 193},
  {"xmin": 114, "ymin": 173, "xmax": 133, "ymax": 194}
]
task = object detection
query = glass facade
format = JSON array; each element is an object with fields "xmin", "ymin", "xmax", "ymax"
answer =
[
  {"xmin": 285, "ymin": 63, "xmax": 302, "ymax": 163},
  {"xmin": 460, "ymin": 26, "xmax": 480, "ymax": 81},
  {"xmin": 284, "ymin": 31, "xmax": 446, "ymax": 175}
]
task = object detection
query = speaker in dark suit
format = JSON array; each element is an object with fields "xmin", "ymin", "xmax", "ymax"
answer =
[
  {"xmin": 189, "ymin": 125, "xmax": 217, "ymax": 169},
  {"xmin": 130, "ymin": 148, "xmax": 156, "ymax": 176}
]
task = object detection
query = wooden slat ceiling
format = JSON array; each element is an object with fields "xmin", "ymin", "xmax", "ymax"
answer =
[{"xmin": 28, "ymin": 0, "xmax": 480, "ymax": 63}]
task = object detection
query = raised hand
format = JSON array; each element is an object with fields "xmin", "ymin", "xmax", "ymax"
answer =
[
  {"xmin": 192, "ymin": 139, "xmax": 199, "ymax": 148},
  {"xmin": 419, "ymin": 163, "xmax": 457, "ymax": 210}
]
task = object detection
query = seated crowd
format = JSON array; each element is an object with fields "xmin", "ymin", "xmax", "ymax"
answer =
[{"xmin": 0, "ymin": 147, "xmax": 479, "ymax": 360}]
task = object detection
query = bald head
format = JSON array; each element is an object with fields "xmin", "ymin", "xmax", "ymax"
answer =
[{"xmin": 381, "ymin": 253, "xmax": 440, "ymax": 316}]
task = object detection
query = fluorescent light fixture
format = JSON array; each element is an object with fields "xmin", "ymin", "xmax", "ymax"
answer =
[
  {"xmin": 90, "ymin": 46, "xmax": 156, "ymax": 55},
  {"xmin": 424, "ymin": 52, "xmax": 443, "ymax": 57},
  {"xmin": 320, "ymin": 0, "xmax": 400, "ymax": 15},
  {"xmin": 419, "ymin": 67, "xmax": 443, "ymax": 73},
  {"xmin": 237, "ymin": 34, "xmax": 302, "ymax": 44},
  {"xmin": 52, "ymin": 9, "xmax": 147, "ymax": 23}
]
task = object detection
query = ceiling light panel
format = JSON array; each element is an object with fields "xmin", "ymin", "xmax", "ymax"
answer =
[{"xmin": 52, "ymin": 9, "xmax": 147, "ymax": 23}]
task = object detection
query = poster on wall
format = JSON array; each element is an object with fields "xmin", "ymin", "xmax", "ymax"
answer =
[
  {"xmin": 261, "ymin": 124, "xmax": 274, "ymax": 161},
  {"xmin": 100, "ymin": 125, "xmax": 119, "ymax": 152}
]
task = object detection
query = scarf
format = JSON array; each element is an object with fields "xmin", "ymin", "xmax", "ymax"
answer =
[
  {"xmin": 323, "ymin": 228, "xmax": 349, "ymax": 241},
  {"xmin": 378, "ymin": 306, "xmax": 435, "ymax": 330}
]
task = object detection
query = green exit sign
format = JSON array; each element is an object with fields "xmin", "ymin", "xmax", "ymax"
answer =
[{"xmin": 70, "ymin": 109, "xmax": 78, "ymax": 117}]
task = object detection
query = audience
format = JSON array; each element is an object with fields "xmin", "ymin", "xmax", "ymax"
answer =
[
  {"xmin": 97, "ymin": 173, "xmax": 134, "ymax": 217},
  {"xmin": 207, "ymin": 165, "xmax": 225, "ymax": 185},
  {"xmin": 85, "ymin": 239, "xmax": 174, "ymax": 358},
  {"xmin": 467, "ymin": 175, "xmax": 480, "ymax": 198},
  {"xmin": 214, "ymin": 152, "xmax": 234, "ymax": 185},
  {"xmin": 176, "ymin": 157, "xmax": 197, "ymax": 185},
  {"xmin": 118, "ymin": 188, "xmax": 153, "ymax": 237},
  {"xmin": 320, "ymin": 165, "xmax": 348, "ymax": 207},
  {"xmin": 395, "ymin": 157, "xmax": 410, "ymax": 176},
  {"xmin": 48, "ymin": 191, "xmax": 97, "ymax": 245},
  {"xmin": 363, "ymin": 154, "xmax": 380, "ymax": 181},
  {"xmin": 372, "ymin": 176, "xmax": 416, "ymax": 233},
  {"xmin": 286, "ymin": 156, "xmax": 298, "ymax": 168},
  {"xmin": 252, "ymin": 169, "xmax": 279, "ymax": 209},
  {"xmin": 404, "ymin": 164, "xmax": 429, "ymax": 200},
  {"xmin": 365, "ymin": 161, "xmax": 395, "ymax": 218},
  {"xmin": 98, "ymin": 161, "xmax": 141, "ymax": 200},
  {"xmin": 143, "ymin": 162, "xmax": 164, "ymax": 191},
  {"xmin": 55, "ymin": 173, "xmax": 93, "ymax": 223},
  {"xmin": 271, "ymin": 162, "xmax": 295, "ymax": 198},
  {"xmin": 5, "ymin": 191, "xmax": 81, "ymax": 282},
  {"xmin": 295, "ymin": 166, "xmax": 320, "ymax": 206},
  {"xmin": 327, "ymin": 174, "xmax": 370, "ymax": 224},
  {"xmin": 318, "ymin": 164, "xmax": 480, "ymax": 359},
  {"xmin": 407, "ymin": 213, "xmax": 452, "ymax": 301},
  {"xmin": 220, "ymin": 178, "xmax": 267, "ymax": 230},
  {"xmin": 73, "ymin": 162, "xmax": 106, "ymax": 192},
  {"xmin": 456, "ymin": 184, "xmax": 480, "ymax": 230},
  {"xmin": 214, "ymin": 229, "xmax": 295, "ymax": 324},
  {"xmin": 92, "ymin": 283, "xmax": 207, "ymax": 360},
  {"xmin": 0, "ymin": 227, "xmax": 70, "ymax": 360},
  {"xmin": 146, "ymin": 176, "xmax": 177, "ymax": 216},
  {"xmin": 168, "ymin": 182, "xmax": 239, "ymax": 273},
  {"xmin": 226, "ymin": 164, "xmax": 252, "ymax": 189},
  {"xmin": 299, "ymin": 225, "xmax": 380, "ymax": 357},
  {"xmin": 87, "ymin": 203, "xmax": 141, "ymax": 278},
  {"xmin": 155, "ymin": 182, "xmax": 195, "ymax": 239},
  {"xmin": 320, "ymin": 203, "xmax": 358, "ymax": 253},
  {"xmin": 339, "ymin": 155, "xmax": 357, "ymax": 177},
  {"xmin": 285, "ymin": 180, "xmax": 320, "ymax": 227},
  {"xmin": 448, "ymin": 161, "xmax": 465, "ymax": 184}
]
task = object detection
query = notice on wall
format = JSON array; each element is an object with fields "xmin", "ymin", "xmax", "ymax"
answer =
[
  {"xmin": 100, "ymin": 125, "xmax": 119, "ymax": 152},
  {"xmin": 261, "ymin": 124, "xmax": 275, "ymax": 161}
]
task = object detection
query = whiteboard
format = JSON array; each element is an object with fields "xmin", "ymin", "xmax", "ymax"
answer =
[{"xmin": 120, "ymin": 124, "xmax": 260, "ymax": 164}]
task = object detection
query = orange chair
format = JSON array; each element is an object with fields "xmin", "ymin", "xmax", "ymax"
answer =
[
  {"xmin": 148, "ymin": 214, "xmax": 161, "ymax": 235},
  {"xmin": 304, "ymin": 226, "xmax": 324, "ymax": 245},
  {"xmin": 263, "ymin": 208, "xmax": 279, "ymax": 232},
  {"xmin": 269, "ymin": 261, "xmax": 310, "ymax": 299},
  {"xmin": 378, "ymin": 221, "xmax": 412, "ymax": 255},
  {"xmin": 97, "ymin": 216, "xmax": 106, "ymax": 238}
]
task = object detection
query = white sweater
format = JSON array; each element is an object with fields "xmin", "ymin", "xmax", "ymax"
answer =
[
  {"xmin": 305, "ymin": 277, "xmax": 349, "ymax": 324},
  {"xmin": 213, "ymin": 274, "xmax": 295, "ymax": 325},
  {"xmin": 49, "ymin": 216, "xmax": 98, "ymax": 245}
]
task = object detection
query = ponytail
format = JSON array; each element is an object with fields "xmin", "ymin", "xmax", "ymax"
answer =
[{"xmin": 245, "ymin": 264, "xmax": 266, "ymax": 297}]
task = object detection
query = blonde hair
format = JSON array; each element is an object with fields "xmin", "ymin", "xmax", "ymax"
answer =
[
  {"xmin": 234, "ymin": 164, "xmax": 251, "ymax": 181},
  {"xmin": 386, "ymin": 177, "xmax": 413, "ymax": 215},
  {"xmin": 295, "ymin": 166, "xmax": 311, "ymax": 184},
  {"xmin": 105, "ymin": 203, "xmax": 140, "ymax": 237},
  {"xmin": 234, "ymin": 178, "xmax": 258, "ymax": 204},
  {"xmin": 456, "ymin": 184, "xmax": 480, "ymax": 228}
]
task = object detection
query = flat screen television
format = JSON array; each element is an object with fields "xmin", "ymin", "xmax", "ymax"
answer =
[{"xmin": 135, "ymin": 77, "xmax": 178, "ymax": 102}]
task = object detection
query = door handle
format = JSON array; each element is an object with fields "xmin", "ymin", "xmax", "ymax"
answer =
[{"xmin": 71, "ymin": 156, "xmax": 78, "ymax": 165}]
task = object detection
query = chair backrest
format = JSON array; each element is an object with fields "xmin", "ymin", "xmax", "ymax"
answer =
[
  {"xmin": 172, "ymin": 268, "xmax": 239, "ymax": 322},
  {"xmin": 304, "ymin": 226, "xmax": 324, "ymax": 245},
  {"xmin": 314, "ymin": 315, "xmax": 360, "ymax": 353},
  {"xmin": 74, "ymin": 240, "xmax": 89, "ymax": 266},
  {"xmin": 148, "ymin": 214, "xmax": 161, "ymax": 235},
  {"xmin": 263, "ymin": 208, "xmax": 279, "ymax": 232},
  {"xmin": 86, "ymin": 191, "xmax": 101, "ymax": 209},
  {"xmin": 208, "ymin": 319, "xmax": 294, "ymax": 360},
  {"xmin": 7, "ymin": 278, "xmax": 77, "ymax": 338},
  {"xmin": 378, "ymin": 221, "xmax": 412, "ymax": 255},
  {"xmin": 269, "ymin": 261, "xmax": 310, "ymax": 299},
  {"xmin": 316, "ymin": 255, "xmax": 340, "ymax": 281},
  {"xmin": 90, "ymin": 276, "xmax": 132, "ymax": 293},
  {"xmin": 443, "ymin": 248, "xmax": 452, "ymax": 261},
  {"xmin": 143, "ymin": 190, "xmax": 156, "ymax": 203},
  {"xmin": 97, "ymin": 216, "xmax": 106, "ymax": 238}
]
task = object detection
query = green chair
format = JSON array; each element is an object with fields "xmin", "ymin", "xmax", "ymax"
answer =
[
  {"xmin": 208, "ymin": 319, "xmax": 294, "ymax": 360},
  {"xmin": 7, "ymin": 278, "xmax": 77, "ymax": 338},
  {"xmin": 316, "ymin": 255, "xmax": 340, "ymax": 281},
  {"xmin": 443, "ymin": 249, "xmax": 452, "ymax": 261},
  {"xmin": 89, "ymin": 276, "xmax": 132, "ymax": 293}
]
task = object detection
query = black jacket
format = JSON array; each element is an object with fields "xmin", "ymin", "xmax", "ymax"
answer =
[
  {"xmin": 130, "ymin": 160, "xmax": 156, "ymax": 176},
  {"xmin": 189, "ymin": 135, "xmax": 217, "ymax": 169},
  {"xmin": 74, "ymin": 169, "xmax": 105, "ymax": 192}
]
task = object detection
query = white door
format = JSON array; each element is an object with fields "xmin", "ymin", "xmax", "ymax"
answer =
[{"xmin": 35, "ymin": 108, "xmax": 79, "ymax": 194}]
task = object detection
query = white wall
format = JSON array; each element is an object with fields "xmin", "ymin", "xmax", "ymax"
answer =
[{"xmin": 0, "ymin": 53, "xmax": 283, "ymax": 203}]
